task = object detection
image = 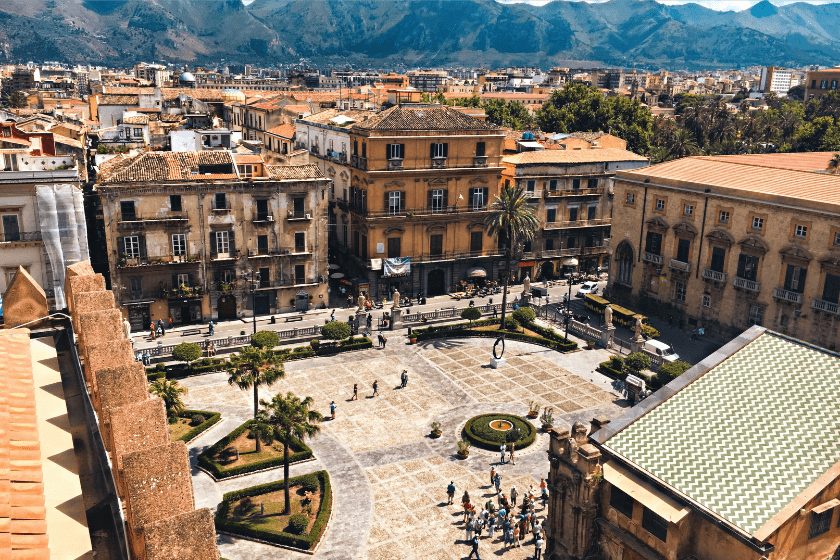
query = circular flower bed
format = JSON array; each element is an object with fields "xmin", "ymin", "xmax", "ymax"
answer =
[{"xmin": 463, "ymin": 413, "xmax": 536, "ymax": 452}]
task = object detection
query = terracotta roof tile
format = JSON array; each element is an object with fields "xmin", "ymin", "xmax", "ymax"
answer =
[
  {"xmin": 232, "ymin": 154, "xmax": 263, "ymax": 164},
  {"xmin": 98, "ymin": 151, "xmax": 236, "ymax": 183},
  {"xmin": 265, "ymin": 164, "xmax": 324, "ymax": 180},
  {"xmin": 122, "ymin": 115, "xmax": 149, "ymax": 125},
  {"xmin": 503, "ymin": 148, "xmax": 647, "ymax": 165},
  {"xmin": 353, "ymin": 106, "xmax": 498, "ymax": 132},
  {"xmin": 97, "ymin": 95, "xmax": 138, "ymax": 106},
  {"xmin": 265, "ymin": 124, "xmax": 296, "ymax": 138}
]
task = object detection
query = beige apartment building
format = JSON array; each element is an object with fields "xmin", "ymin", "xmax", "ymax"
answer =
[
  {"xmin": 500, "ymin": 148, "xmax": 648, "ymax": 281},
  {"xmin": 804, "ymin": 66, "xmax": 840, "ymax": 101},
  {"xmin": 96, "ymin": 151, "xmax": 330, "ymax": 329},
  {"xmin": 607, "ymin": 152, "xmax": 840, "ymax": 349}
]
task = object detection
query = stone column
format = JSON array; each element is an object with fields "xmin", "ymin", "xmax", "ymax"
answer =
[
  {"xmin": 389, "ymin": 308, "xmax": 403, "ymax": 330},
  {"xmin": 599, "ymin": 324, "xmax": 615, "ymax": 349}
]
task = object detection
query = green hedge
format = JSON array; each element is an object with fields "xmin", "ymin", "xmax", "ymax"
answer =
[
  {"xmin": 413, "ymin": 319, "xmax": 577, "ymax": 352},
  {"xmin": 215, "ymin": 470, "xmax": 332, "ymax": 550},
  {"xmin": 176, "ymin": 409, "xmax": 222, "ymax": 443},
  {"xmin": 584, "ymin": 294, "xmax": 610, "ymax": 314},
  {"xmin": 197, "ymin": 419, "xmax": 313, "ymax": 479},
  {"xmin": 598, "ymin": 357, "xmax": 626, "ymax": 380},
  {"xmin": 464, "ymin": 414, "xmax": 536, "ymax": 451}
]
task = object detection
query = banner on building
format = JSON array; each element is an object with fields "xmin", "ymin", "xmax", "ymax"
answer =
[{"xmin": 383, "ymin": 257, "xmax": 411, "ymax": 277}]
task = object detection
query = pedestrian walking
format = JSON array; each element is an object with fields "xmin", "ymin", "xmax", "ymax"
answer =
[
  {"xmin": 490, "ymin": 466, "xmax": 496, "ymax": 487},
  {"xmin": 329, "ymin": 401, "xmax": 336, "ymax": 420},
  {"xmin": 494, "ymin": 473, "xmax": 502, "ymax": 494},
  {"xmin": 463, "ymin": 498, "xmax": 473, "ymax": 523},
  {"xmin": 381, "ymin": 333, "xmax": 387, "ymax": 348},
  {"xmin": 505, "ymin": 527, "xmax": 514, "ymax": 550},
  {"xmin": 347, "ymin": 294, "xmax": 353, "ymax": 309},
  {"xmin": 510, "ymin": 485, "xmax": 518, "ymax": 507},
  {"xmin": 400, "ymin": 369, "xmax": 408, "ymax": 388},
  {"xmin": 534, "ymin": 536, "xmax": 545, "ymax": 559},
  {"xmin": 485, "ymin": 499, "xmax": 495, "ymax": 517},
  {"xmin": 142, "ymin": 352, "xmax": 150, "ymax": 366},
  {"xmin": 446, "ymin": 481, "xmax": 456, "ymax": 504},
  {"xmin": 497, "ymin": 506, "xmax": 506, "ymax": 523},
  {"xmin": 208, "ymin": 320, "xmax": 214, "ymax": 336},
  {"xmin": 372, "ymin": 380, "xmax": 379, "ymax": 397},
  {"xmin": 465, "ymin": 519, "xmax": 474, "ymax": 541},
  {"xmin": 157, "ymin": 319, "xmax": 165, "ymax": 336},
  {"xmin": 330, "ymin": 309, "xmax": 336, "ymax": 322},
  {"xmin": 488, "ymin": 516, "xmax": 495, "ymax": 539},
  {"xmin": 513, "ymin": 525, "xmax": 521, "ymax": 548},
  {"xmin": 509, "ymin": 442, "xmax": 516, "ymax": 465},
  {"xmin": 149, "ymin": 322, "xmax": 156, "ymax": 339},
  {"xmin": 366, "ymin": 314, "xmax": 372, "ymax": 328},
  {"xmin": 168, "ymin": 316, "xmax": 173, "ymax": 330},
  {"xmin": 351, "ymin": 384, "xmax": 358, "ymax": 400},
  {"xmin": 475, "ymin": 517, "xmax": 484, "ymax": 540},
  {"xmin": 500, "ymin": 443, "xmax": 506, "ymax": 464},
  {"xmin": 377, "ymin": 333, "xmax": 384, "ymax": 347},
  {"xmin": 462, "ymin": 490, "xmax": 471, "ymax": 505},
  {"xmin": 467, "ymin": 535, "xmax": 481, "ymax": 559}
]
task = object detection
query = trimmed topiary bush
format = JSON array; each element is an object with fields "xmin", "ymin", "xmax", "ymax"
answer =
[
  {"xmin": 512, "ymin": 307, "xmax": 536, "ymax": 325},
  {"xmin": 656, "ymin": 359, "xmax": 691, "ymax": 383},
  {"xmin": 321, "ymin": 321, "xmax": 352, "ymax": 341},
  {"xmin": 624, "ymin": 352, "xmax": 651, "ymax": 374},
  {"xmin": 289, "ymin": 513, "xmax": 309, "ymax": 535},
  {"xmin": 172, "ymin": 342, "xmax": 202, "ymax": 365},
  {"xmin": 501, "ymin": 316, "xmax": 520, "ymax": 331},
  {"xmin": 309, "ymin": 339, "xmax": 320, "ymax": 349},
  {"xmin": 190, "ymin": 414, "xmax": 206, "ymax": 426},
  {"xmin": 460, "ymin": 306, "xmax": 482, "ymax": 327},
  {"xmin": 251, "ymin": 330, "xmax": 280, "ymax": 349},
  {"xmin": 300, "ymin": 473, "xmax": 319, "ymax": 493},
  {"xmin": 463, "ymin": 413, "xmax": 536, "ymax": 451}
]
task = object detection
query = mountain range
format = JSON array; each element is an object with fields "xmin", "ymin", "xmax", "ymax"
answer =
[{"xmin": 0, "ymin": 0, "xmax": 839, "ymax": 70}]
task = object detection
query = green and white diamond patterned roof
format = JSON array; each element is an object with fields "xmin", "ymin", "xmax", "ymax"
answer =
[{"xmin": 603, "ymin": 330, "xmax": 840, "ymax": 536}]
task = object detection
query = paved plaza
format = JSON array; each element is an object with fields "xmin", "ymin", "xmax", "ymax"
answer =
[{"xmin": 179, "ymin": 335, "xmax": 629, "ymax": 559}]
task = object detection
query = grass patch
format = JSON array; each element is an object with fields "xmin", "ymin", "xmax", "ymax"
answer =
[
  {"xmin": 464, "ymin": 413, "xmax": 536, "ymax": 452},
  {"xmin": 169, "ymin": 409, "xmax": 221, "ymax": 443}
]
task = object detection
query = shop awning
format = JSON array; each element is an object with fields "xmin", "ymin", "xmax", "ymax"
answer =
[
  {"xmin": 121, "ymin": 301, "xmax": 155, "ymax": 306},
  {"xmin": 602, "ymin": 461, "xmax": 690, "ymax": 523},
  {"xmin": 467, "ymin": 267, "xmax": 487, "ymax": 278}
]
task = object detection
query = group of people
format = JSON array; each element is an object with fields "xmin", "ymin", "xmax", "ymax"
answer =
[
  {"xmin": 148, "ymin": 318, "xmax": 173, "ymax": 339},
  {"xmin": 449, "ymin": 474, "xmax": 547, "ymax": 559}
]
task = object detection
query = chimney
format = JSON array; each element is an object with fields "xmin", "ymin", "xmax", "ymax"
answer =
[{"xmin": 590, "ymin": 416, "xmax": 611, "ymax": 435}]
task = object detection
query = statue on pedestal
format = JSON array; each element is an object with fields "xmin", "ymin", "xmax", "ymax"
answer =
[
  {"xmin": 357, "ymin": 293, "xmax": 366, "ymax": 312},
  {"xmin": 604, "ymin": 305, "xmax": 613, "ymax": 327},
  {"xmin": 392, "ymin": 289, "xmax": 400, "ymax": 309},
  {"xmin": 522, "ymin": 275, "xmax": 531, "ymax": 295},
  {"xmin": 633, "ymin": 316, "xmax": 644, "ymax": 341}
]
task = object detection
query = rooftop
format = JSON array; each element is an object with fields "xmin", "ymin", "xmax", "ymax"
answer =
[
  {"xmin": 601, "ymin": 328, "xmax": 840, "ymax": 537},
  {"xmin": 265, "ymin": 123, "xmax": 296, "ymax": 139},
  {"xmin": 352, "ymin": 105, "xmax": 498, "ymax": 132},
  {"xmin": 503, "ymin": 148, "xmax": 647, "ymax": 165},
  {"xmin": 97, "ymin": 151, "xmax": 237, "ymax": 183},
  {"xmin": 265, "ymin": 163, "xmax": 324, "ymax": 180}
]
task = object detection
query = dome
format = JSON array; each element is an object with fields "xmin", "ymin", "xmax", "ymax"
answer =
[
  {"xmin": 221, "ymin": 88, "xmax": 246, "ymax": 103},
  {"xmin": 179, "ymin": 72, "xmax": 196, "ymax": 83}
]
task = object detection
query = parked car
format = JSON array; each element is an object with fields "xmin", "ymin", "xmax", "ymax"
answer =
[
  {"xmin": 575, "ymin": 281, "xmax": 599, "ymax": 298},
  {"xmin": 643, "ymin": 339, "xmax": 680, "ymax": 362}
]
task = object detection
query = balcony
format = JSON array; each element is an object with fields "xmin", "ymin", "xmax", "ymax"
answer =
[
  {"xmin": 431, "ymin": 157, "xmax": 447, "ymax": 169},
  {"xmin": 473, "ymin": 156, "xmax": 488, "ymax": 167},
  {"xmin": 412, "ymin": 250, "xmax": 504, "ymax": 264},
  {"xmin": 0, "ymin": 231, "xmax": 42, "ymax": 243},
  {"xmin": 540, "ymin": 246, "xmax": 607, "ymax": 258},
  {"xmin": 117, "ymin": 212, "xmax": 189, "ymax": 229},
  {"xmin": 162, "ymin": 284, "xmax": 204, "ymax": 299},
  {"xmin": 544, "ymin": 187, "xmax": 603, "ymax": 198},
  {"xmin": 387, "ymin": 158, "xmax": 404, "ymax": 171},
  {"xmin": 359, "ymin": 205, "xmax": 490, "ymax": 219},
  {"xmin": 773, "ymin": 287, "xmax": 803, "ymax": 304},
  {"xmin": 118, "ymin": 253, "xmax": 201, "ymax": 268},
  {"xmin": 351, "ymin": 155, "xmax": 367, "ymax": 171},
  {"xmin": 212, "ymin": 201, "xmax": 231, "ymax": 212},
  {"xmin": 702, "ymin": 268, "xmax": 727, "ymax": 283},
  {"xmin": 252, "ymin": 211, "xmax": 274, "ymax": 223},
  {"xmin": 525, "ymin": 189, "xmax": 542, "ymax": 199},
  {"xmin": 286, "ymin": 211, "xmax": 311, "ymax": 221},
  {"xmin": 543, "ymin": 218, "xmax": 611, "ymax": 230},
  {"xmin": 668, "ymin": 259, "xmax": 691, "ymax": 273},
  {"xmin": 811, "ymin": 298, "xmax": 840, "ymax": 315},
  {"xmin": 734, "ymin": 276, "xmax": 761, "ymax": 292},
  {"xmin": 642, "ymin": 252, "xmax": 663, "ymax": 265}
]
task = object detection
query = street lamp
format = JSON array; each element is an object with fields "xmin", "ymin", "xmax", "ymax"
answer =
[
  {"xmin": 561, "ymin": 257, "xmax": 578, "ymax": 341},
  {"xmin": 243, "ymin": 271, "xmax": 261, "ymax": 334}
]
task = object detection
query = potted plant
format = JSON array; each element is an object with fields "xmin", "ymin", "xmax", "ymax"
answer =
[
  {"xmin": 456, "ymin": 439, "xmax": 470, "ymax": 459},
  {"xmin": 409, "ymin": 334, "xmax": 417, "ymax": 344},
  {"xmin": 527, "ymin": 401, "xmax": 540, "ymax": 419},
  {"xmin": 540, "ymin": 407, "xmax": 555, "ymax": 433},
  {"xmin": 587, "ymin": 340, "xmax": 596, "ymax": 349},
  {"xmin": 430, "ymin": 421, "xmax": 441, "ymax": 438}
]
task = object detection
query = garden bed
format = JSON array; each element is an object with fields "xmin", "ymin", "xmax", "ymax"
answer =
[
  {"xmin": 414, "ymin": 319, "xmax": 577, "ymax": 352},
  {"xmin": 197, "ymin": 419, "xmax": 313, "ymax": 479},
  {"xmin": 215, "ymin": 470, "xmax": 332, "ymax": 551},
  {"xmin": 169, "ymin": 409, "xmax": 221, "ymax": 443},
  {"xmin": 463, "ymin": 413, "xmax": 536, "ymax": 452}
]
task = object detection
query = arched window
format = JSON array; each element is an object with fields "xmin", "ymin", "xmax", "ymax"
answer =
[{"xmin": 616, "ymin": 242, "xmax": 634, "ymax": 285}]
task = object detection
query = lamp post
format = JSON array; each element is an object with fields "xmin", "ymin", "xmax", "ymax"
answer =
[
  {"xmin": 244, "ymin": 271, "xmax": 261, "ymax": 334},
  {"xmin": 561, "ymin": 257, "xmax": 578, "ymax": 341}
]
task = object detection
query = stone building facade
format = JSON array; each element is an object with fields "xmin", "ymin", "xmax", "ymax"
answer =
[
  {"xmin": 96, "ymin": 151, "xmax": 330, "ymax": 329},
  {"xmin": 606, "ymin": 152, "xmax": 840, "ymax": 350}
]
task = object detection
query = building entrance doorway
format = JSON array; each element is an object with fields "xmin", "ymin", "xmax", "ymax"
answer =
[
  {"xmin": 427, "ymin": 269, "xmax": 446, "ymax": 296},
  {"xmin": 295, "ymin": 290, "xmax": 309, "ymax": 312},
  {"xmin": 254, "ymin": 294, "xmax": 270, "ymax": 315},
  {"xmin": 539, "ymin": 261, "xmax": 555, "ymax": 280},
  {"xmin": 218, "ymin": 295, "xmax": 237, "ymax": 320},
  {"xmin": 127, "ymin": 305, "xmax": 150, "ymax": 331}
]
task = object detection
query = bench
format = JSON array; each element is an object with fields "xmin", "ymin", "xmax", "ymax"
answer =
[
  {"xmin": 182, "ymin": 328, "xmax": 202, "ymax": 336},
  {"xmin": 285, "ymin": 316, "xmax": 303, "ymax": 323}
]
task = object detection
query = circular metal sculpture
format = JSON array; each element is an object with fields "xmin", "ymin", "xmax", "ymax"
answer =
[{"xmin": 493, "ymin": 336, "xmax": 505, "ymax": 360}]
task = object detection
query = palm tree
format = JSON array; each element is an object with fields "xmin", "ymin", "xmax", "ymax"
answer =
[
  {"xmin": 484, "ymin": 185, "xmax": 539, "ymax": 341},
  {"xmin": 668, "ymin": 129, "xmax": 699, "ymax": 159},
  {"xmin": 249, "ymin": 409, "xmax": 275, "ymax": 454},
  {"xmin": 828, "ymin": 153, "xmax": 840, "ymax": 175},
  {"xmin": 262, "ymin": 392, "xmax": 322, "ymax": 514},
  {"xmin": 229, "ymin": 346, "xmax": 285, "ymax": 417},
  {"xmin": 149, "ymin": 379, "xmax": 188, "ymax": 417}
]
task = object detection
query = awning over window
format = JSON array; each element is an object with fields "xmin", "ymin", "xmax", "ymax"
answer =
[
  {"xmin": 467, "ymin": 267, "xmax": 487, "ymax": 278},
  {"xmin": 603, "ymin": 460, "xmax": 690, "ymax": 524}
]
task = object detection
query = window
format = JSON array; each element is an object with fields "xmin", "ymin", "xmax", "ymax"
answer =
[
  {"xmin": 749, "ymin": 304, "xmax": 764, "ymax": 326},
  {"xmin": 655, "ymin": 199, "xmax": 665, "ymax": 211},
  {"xmin": 794, "ymin": 224, "xmax": 808, "ymax": 239},
  {"xmin": 569, "ymin": 207, "xmax": 579, "ymax": 222},
  {"xmin": 214, "ymin": 192, "xmax": 227, "ymax": 210},
  {"xmin": 809, "ymin": 510, "xmax": 833, "ymax": 539},
  {"xmin": 170, "ymin": 195, "xmax": 182, "ymax": 212},
  {"xmin": 683, "ymin": 204, "xmax": 693, "ymax": 217},
  {"xmin": 544, "ymin": 238, "xmax": 554, "ymax": 251},
  {"xmin": 294, "ymin": 264, "xmax": 305, "ymax": 285},
  {"xmin": 820, "ymin": 80, "xmax": 828, "ymax": 89},
  {"xmin": 430, "ymin": 142, "xmax": 448, "ymax": 159},
  {"xmin": 215, "ymin": 231, "xmax": 230, "ymax": 254},
  {"xmin": 387, "ymin": 237, "xmax": 401, "ymax": 258},
  {"xmin": 526, "ymin": 180, "xmax": 536, "ymax": 193},
  {"xmin": 645, "ymin": 231, "xmax": 663, "ymax": 255},
  {"xmin": 609, "ymin": 487, "xmax": 634, "ymax": 519},
  {"xmin": 428, "ymin": 189, "xmax": 447, "ymax": 212},
  {"xmin": 171, "ymin": 233, "xmax": 186, "ymax": 256},
  {"xmin": 719, "ymin": 210, "xmax": 730, "ymax": 224},
  {"xmin": 222, "ymin": 269, "xmax": 236, "ymax": 284},
  {"xmin": 641, "ymin": 507, "xmax": 668, "ymax": 543},
  {"xmin": 238, "ymin": 164, "xmax": 254, "ymax": 177},
  {"xmin": 702, "ymin": 294, "xmax": 711, "ymax": 307},
  {"xmin": 475, "ymin": 141, "xmax": 486, "ymax": 157},
  {"xmin": 468, "ymin": 188, "xmax": 488, "ymax": 209},
  {"xmin": 784, "ymin": 264, "xmax": 807, "ymax": 293},
  {"xmin": 470, "ymin": 231, "xmax": 483, "ymax": 252},
  {"xmin": 386, "ymin": 143, "xmax": 405, "ymax": 160},
  {"xmin": 588, "ymin": 178, "xmax": 598, "ymax": 189},
  {"xmin": 129, "ymin": 276, "xmax": 142, "ymax": 295},
  {"xmin": 1, "ymin": 215, "xmax": 20, "ymax": 242},
  {"xmin": 548, "ymin": 179, "xmax": 557, "ymax": 191},
  {"xmin": 430, "ymin": 234, "xmax": 443, "ymax": 256},
  {"xmin": 625, "ymin": 192, "xmax": 635, "ymax": 205},
  {"xmin": 676, "ymin": 238, "xmax": 691, "ymax": 263},
  {"xmin": 294, "ymin": 232, "xmax": 306, "ymax": 253},
  {"xmin": 176, "ymin": 273, "xmax": 190, "ymax": 286},
  {"xmin": 587, "ymin": 206, "xmax": 597, "ymax": 221},
  {"xmin": 572, "ymin": 178, "xmax": 581, "ymax": 190},
  {"xmin": 737, "ymin": 253, "xmax": 759, "ymax": 281},
  {"xmin": 120, "ymin": 200, "xmax": 136, "ymax": 221},
  {"xmin": 387, "ymin": 191, "xmax": 404, "ymax": 215},
  {"xmin": 752, "ymin": 217, "xmax": 764, "ymax": 231},
  {"xmin": 123, "ymin": 236, "xmax": 140, "ymax": 258},
  {"xmin": 567, "ymin": 237, "xmax": 576, "ymax": 249},
  {"xmin": 292, "ymin": 198, "xmax": 304, "ymax": 218},
  {"xmin": 834, "ymin": 232, "xmax": 840, "ymax": 246},
  {"xmin": 257, "ymin": 235, "xmax": 269, "ymax": 254},
  {"xmin": 833, "ymin": 80, "xmax": 838, "ymax": 90},
  {"xmin": 546, "ymin": 208, "xmax": 557, "ymax": 223},
  {"xmin": 710, "ymin": 247, "xmax": 726, "ymax": 272},
  {"xmin": 259, "ymin": 267, "xmax": 270, "ymax": 288},
  {"xmin": 133, "ymin": 128, "xmax": 142, "ymax": 137},
  {"xmin": 675, "ymin": 281, "xmax": 686, "ymax": 302}
]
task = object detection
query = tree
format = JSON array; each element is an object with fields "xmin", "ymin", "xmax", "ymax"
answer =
[
  {"xmin": 668, "ymin": 129, "xmax": 699, "ymax": 159},
  {"xmin": 4, "ymin": 91, "xmax": 26, "ymax": 109},
  {"xmin": 786, "ymin": 84, "xmax": 806, "ymax": 102},
  {"xmin": 229, "ymin": 346, "xmax": 285, "ymax": 417},
  {"xmin": 321, "ymin": 321, "xmax": 352, "ymax": 341},
  {"xmin": 460, "ymin": 306, "xmax": 482, "ymax": 328},
  {"xmin": 624, "ymin": 352, "xmax": 651, "ymax": 375},
  {"xmin": 149, "ymin": 379, "xmax": 188, "ymax": 418},
  {"xmin": 656, "ymin": 360, "xmax": 692, "ymax": 384},
  {"xmin": 512, "ymin": 306, "xmax": 536, "ymax": 326},
  {"xmin": 261, "ymin": 392, "xmax": 322, "ymax": 514},
  {"xmin": 484, "ymin": 185, "xmax": 539, "ymax": 346},
  {"xmin": 251, "ymin": 330, "xmax": 279, "ymax": 349},
  {"xmin": 249, "ymin": 408, "xmax": 275, "ymax": 454},
  {"xmin": 828, "ymin": 153, "xmax": 840, "ymax": 175},
  {"xmin": 172, "ymin": 342, "xmax": 202, "ymax": 366}
]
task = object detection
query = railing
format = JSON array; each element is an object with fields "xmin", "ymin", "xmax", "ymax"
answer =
[
  {"xmin": 212, "ymin": 201, "xmax": 231, "ymax": 212},
  {"xmin": 773, "ymin": 287, "xmax": 803, "ymax": 304},
  {"xmin": 252, "ymin": 211, "xmax": 274, "ymax": 222},
  {"xmin": 412, "ymin": 251, "xmax": 503, "ymax": 263},
  {"xmin": 734, "ymin": 276, "xmax": 760, "ymax": 292},
  {"xmin": 812, "ymin": 298, "xmax": 840, "ymax": 315},
  {"xmin": 525, "ymin": 189, "xmax": 542, "ymax": 199},
  {"xmin": 351, "ymin": 155, "xmax": 367, "ymax": 171},
  {"xmin": 544, "ymin": 218, "xmax": 610, "ymax": 230},
  {"xmin": 544, "ymin": 187, "xmax": 603, "ymax": 198},
  {"xmin": 387, "ymin": 158, "xmax": 404, "ymax": 171},
  {"xmin": 0, "ymin": 231, "xmax": 42, "ymax": 242},
  {"xmin": 702, "ymin": 268, "xmax": 726, "ymax": 282},
  {"xmin": 118, "ymin": 253, "xmax": 201, "ymax": 268},
  {"xmin": 473, "ymin": 156, "xmax": 488, "ymax": 167},
  {"xmin": 118, "ymin": 212, "xmax": 188, "ymax": 224},
  {"xmin": 642, "ymin": 252, "xmax": 663, "ymax": 265},
  {"xmin": 148, "ymin": 327, "xmax": 324, "ymax": 357},
  {"xmin": 431, "ymin": 158, "xmax": 447, "ymax": 169},
  {"xmin": 163, "ymin": 285, "xmax": 205, "ymax": 299},
  {"xmin": 358, "ymin": 205, "xmax": 490, "ymax": 219},
  {"xmin": 286, "ymin": 211, "xmax": 311, "ymax": 220},
  {"xmin": 668, "ymin": 259, "xmax": 691, "ymax": 273}
]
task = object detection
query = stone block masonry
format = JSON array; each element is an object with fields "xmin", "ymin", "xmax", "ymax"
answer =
[{"xmin": 109, "ymin": 398, "xmax": 170, "ymax": 500}]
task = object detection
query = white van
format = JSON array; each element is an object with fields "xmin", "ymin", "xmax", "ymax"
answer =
[{"xmin": 643, "ymin": 339, "xmax": 680, "ymax": 362}]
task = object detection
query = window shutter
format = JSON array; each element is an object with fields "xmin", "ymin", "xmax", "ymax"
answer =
[
  {"xmin": 399, "ymin": 144, "xmax": 405, "ymax": 159},
  {"xmin": 442, "ymin": 189, "xmax": 448, "ymax": 208},
  {"xmin": 209, "ymin": 231, "xmax": 217, "ymax": 256},
  {"xmin": 468, "ymin": 188, "xmax": 474, "ymax": 207},
  {"xmin": 427, "ymin": 190, "xmax": 433, "ymax": 209},
  {"xmin": 443, "ymin": 143, "xmax": 448, "ymax": 157},
  {"xmin": 117, "ymin": 237, "xmax": 125, "ymax": 256},
  {"xmin": 482, "ymin": 187, "xmax": 489, "ymax": 203},
  {"xmin": 430, "ymin": 143, "xmax": 435, "ymax": 159},
  {"xmin": 138, "ymin": 235, "xmax": 147, "ymax": 259},
  {"xmin": 799, "ymin": 268, "xmax": 807, "ymax": 291},
  {"xmin": 400, "ymin": 192, "xmax": 405, "ymax": 211},
  {"xmin": 188, "ymin": 273, "xmax": 194, "ymax": 286},
  {"xmin": 386, "ymin": 144, "xmax": 391, "ymax": 159},
  {"xmin": 384, "ymin": 190, "xmax": 390, "ymax": 211},
  {"xmin": 229, "ymin": 230, "xmax": 236, "ymax": 253},
  {"xmin": 172, "ymin": 274, "xmax": 178, "ymax": 288}
]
